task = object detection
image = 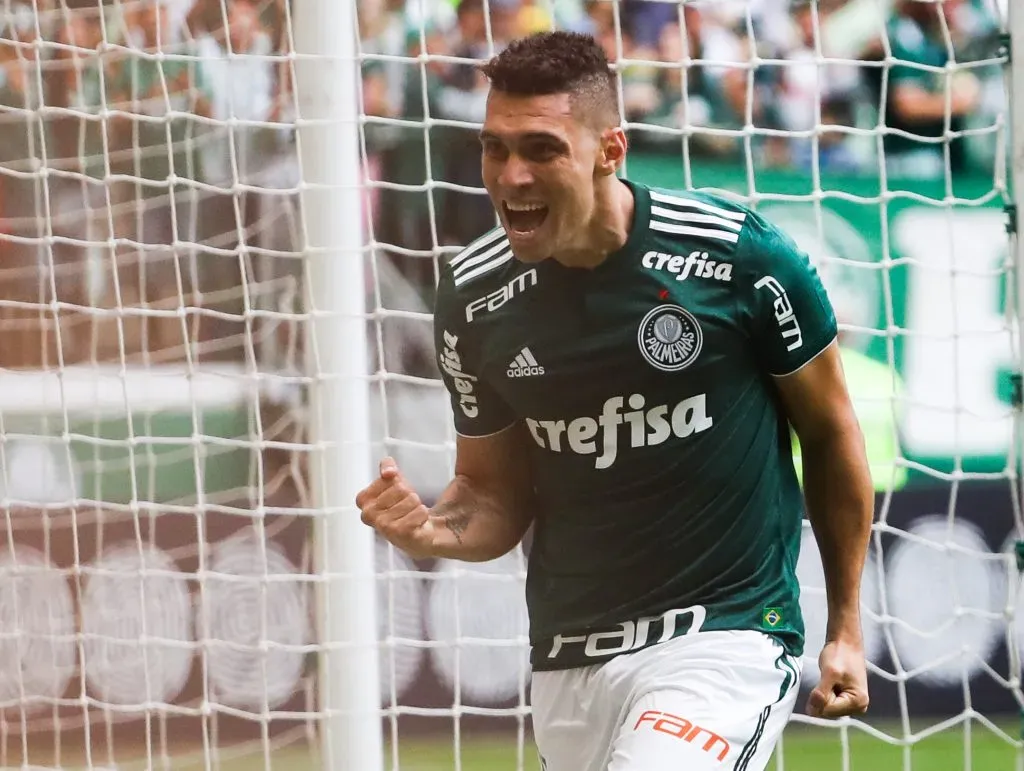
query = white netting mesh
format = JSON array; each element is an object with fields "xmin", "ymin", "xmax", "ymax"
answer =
[
  {"xmin": 0, "ymin": 0, "xmax": 1020, "ymax": 768},
  {"xmin": 0, "ymin": 545, "xmax": 77, "ymax": 711}
]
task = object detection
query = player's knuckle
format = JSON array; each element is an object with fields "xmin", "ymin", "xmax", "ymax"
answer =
[{"xmin": 363, "ymin": 509, "xmax": 382, "ymax": 528}]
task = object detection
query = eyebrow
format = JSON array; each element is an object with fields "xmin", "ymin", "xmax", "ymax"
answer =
[{"xmin": 478, "ymin": 130, "xmax": 567, "ymax": 145}]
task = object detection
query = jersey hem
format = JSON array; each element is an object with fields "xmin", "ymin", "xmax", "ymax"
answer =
[
  {"xmin": 529, "ymin": 627, "xmax": 802, "ymax": 672},
  {"xmin": 528, "ymin": 606, "xmax": 804, "ymax": 671}
]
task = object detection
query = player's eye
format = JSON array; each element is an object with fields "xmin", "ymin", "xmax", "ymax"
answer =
[
  {"xmin": 523, "ymin": 142, "xmax": 561, "ymax": 162},
  {"xmin": 481, "ymin": 139, "xmax": 508, "ymax": 160}
]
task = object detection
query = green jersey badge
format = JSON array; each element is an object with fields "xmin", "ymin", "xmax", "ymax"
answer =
[{"xmin": 763, "ymin": 607, "xmax": 784, "ymax": 629}]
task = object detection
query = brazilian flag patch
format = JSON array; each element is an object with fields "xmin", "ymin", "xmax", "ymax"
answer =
[{"xmin": 762, "ymin": 607, "xmax": 784, "ymax": 629}]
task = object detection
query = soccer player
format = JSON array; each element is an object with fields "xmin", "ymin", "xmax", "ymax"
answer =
[{"xmin": 356, "ymin": 31, "xmax": 873, "ymax": 771}]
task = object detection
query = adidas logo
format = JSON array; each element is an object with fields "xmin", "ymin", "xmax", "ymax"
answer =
[{"xmin": 507, "ymin": 347, "xmax": 545, "ymax": 378}]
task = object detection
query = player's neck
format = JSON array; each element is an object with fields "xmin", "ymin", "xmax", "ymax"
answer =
[{"xmin": 551, "ymin": 178, "xmax": 634, "ymax": 270}]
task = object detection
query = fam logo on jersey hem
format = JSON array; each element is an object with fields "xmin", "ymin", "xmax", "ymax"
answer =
[
  {"xmin": 637, "ymin": 304, "xmax": 703, "ymax": 372},
  {"xmin": 545, "ymin": 605, "xmax": 707, "ymax": 662}
]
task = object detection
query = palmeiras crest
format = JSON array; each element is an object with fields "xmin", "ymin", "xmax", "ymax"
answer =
[{"xmin": 637, "ymin": 304, "xmax": 703, "ymax": 372}]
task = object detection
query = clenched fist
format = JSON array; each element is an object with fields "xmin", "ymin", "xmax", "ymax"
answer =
[
  {"xmin": 356, "ymin": 457, "xmax": 437, "ymax": 559},
  {"xmin": 806, "ymin": 638, "xmax": 869, "ymax": 719}
]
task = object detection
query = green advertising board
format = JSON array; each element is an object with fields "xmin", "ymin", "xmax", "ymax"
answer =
[
  {"xmin": 628, "ymin": 155, "xmax": 1016, "ymax": 487},
  {"xmin": 0, "ymin": 367, "xmax": 253, "ymax": 507}
]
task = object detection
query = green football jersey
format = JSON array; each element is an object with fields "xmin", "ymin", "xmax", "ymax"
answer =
[{"xmin": 433, "ymin": 180, "xmax": 838, "ymax": 671}]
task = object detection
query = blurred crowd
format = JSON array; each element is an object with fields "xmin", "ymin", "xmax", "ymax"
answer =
[
  {"xmin": 0, "ymin": 0, "xmax": 290, "ymax": 229},
  {"xmin": 0, "ymin": 0, "xmax": 294, "ymax": 368},
  {"xmin": 360, "ymin": 0, "xmax": 1007, "ymax": 248},
  {"xmin": 0, "ymin": 0, "xmax": 1010, "ymax": 369}
]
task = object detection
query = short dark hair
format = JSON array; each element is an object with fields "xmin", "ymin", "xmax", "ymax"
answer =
[{"xmin": 479, "ymin": 32, "xmax": 619, "ymax": 128}]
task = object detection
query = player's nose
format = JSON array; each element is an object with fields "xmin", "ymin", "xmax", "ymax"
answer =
[{"xmin": 498, "ymin": 154, "xmax": 534, "ymax": 189}]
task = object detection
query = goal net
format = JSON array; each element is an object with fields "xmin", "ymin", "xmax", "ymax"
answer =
[{"xmin": 0, "ymin": 0, "xmax": 1019, "ymax": 769}]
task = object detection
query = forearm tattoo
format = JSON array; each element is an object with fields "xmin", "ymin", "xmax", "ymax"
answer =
[{"xmin": 441, "ymin": 510, "xmax": 471, "ymax": 544}]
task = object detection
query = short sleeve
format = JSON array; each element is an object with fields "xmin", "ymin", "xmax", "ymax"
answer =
[
  {"xmin": 433, "ymin": 271, "xmax": 517, "ymax": 436},
  {"xmin": 737, "ymin": 211, "xmax": 838, "ymax": 376}
]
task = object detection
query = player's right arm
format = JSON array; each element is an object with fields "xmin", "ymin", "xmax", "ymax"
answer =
[
  {"xmin": 357, "ymin": 427, "xmax": 535, "ymax": 562},
  {"xmin": 357, "ymin": 252, "xmax": 535, "ymax": 561}
]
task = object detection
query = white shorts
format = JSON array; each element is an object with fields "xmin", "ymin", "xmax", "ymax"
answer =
[{"xmin": 531, "ymin": 630, "xmax": 801, "ymax": 771}]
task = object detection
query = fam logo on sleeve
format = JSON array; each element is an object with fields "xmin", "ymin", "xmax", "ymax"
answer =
[{"xmin": 754, "ymin": 276, "xmax": 803, "ymax": 352}]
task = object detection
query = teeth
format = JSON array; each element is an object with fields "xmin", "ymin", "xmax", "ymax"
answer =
[{"xmin": 506, "ymin": 202, "xmax": 545, "ymax": 212}]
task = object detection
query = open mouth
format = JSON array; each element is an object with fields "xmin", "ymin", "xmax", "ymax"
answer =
[{"xmin": 502, "ymin": 201, "xmax": 549, "ymax": 235}]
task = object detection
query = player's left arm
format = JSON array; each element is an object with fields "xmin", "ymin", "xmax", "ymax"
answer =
[
  {"xmin": 738, "ymin": 210, "xmax": 873, "ymax": 719},
  {"xmin": 774, "ymin": 343, "xmax": 873, "ymax": 719}
]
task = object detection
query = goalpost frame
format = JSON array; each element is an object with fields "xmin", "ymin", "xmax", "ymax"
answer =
[
  {"xmin": 1013, "ymin": 0, "xmax": 1024, "ymax": 305},
  {"xmin": 293, "ymin": 1, "xmax": 383, "ymax": 770},
  {"xmin": 1012, "ymin": 0, "xmax": 1024, "ymax": 529},
  {"xmin": 1007, "ymin": 1, "xmax": 1024, "ymax": 750}
]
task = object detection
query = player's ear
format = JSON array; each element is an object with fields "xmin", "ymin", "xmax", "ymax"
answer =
[{"xmin": 596, "ymin": 126, "xmax": 627, "ymax": 176}]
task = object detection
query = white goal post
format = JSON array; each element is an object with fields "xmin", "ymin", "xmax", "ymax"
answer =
[
  {"xmin": 293, "ymin": 0, "xmax": 381, "ymax": 769},
  {"xmin": 1013, "ymin": 0, "xmax": 1024, "ymax": 469},
  {"xmin": 0, "ymin": 0, "xmax": 1022, "ymax": 770}
]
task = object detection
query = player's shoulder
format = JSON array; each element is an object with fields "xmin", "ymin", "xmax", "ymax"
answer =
[
  {"xmin": 640, "ymin": 183, "xmax": 809, "ymax": 276},
  {"xmin": 439, "ymin": 225, "xmax": 531, "ymax": 297},
  {"xmin": 644, "ymin": 184, "xmax": 754, "ymax": 257},
  {"xmin": 647, "ymin": 184, "xmax": 752, "ymax": 220}
]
